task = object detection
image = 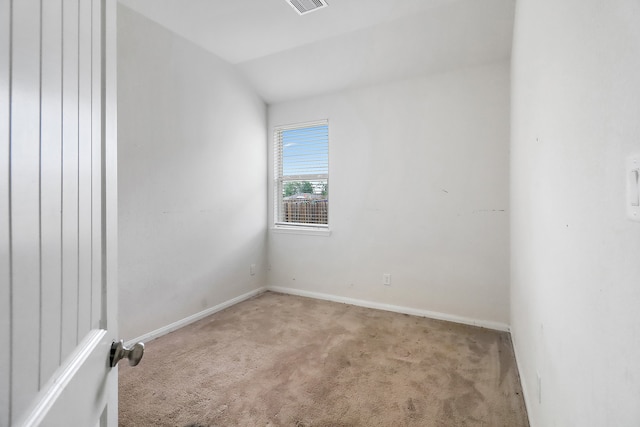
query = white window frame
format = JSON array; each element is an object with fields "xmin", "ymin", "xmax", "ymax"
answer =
[{"xmin": 274, "ymin": 120, "xmax": 329, "ymax": 234}]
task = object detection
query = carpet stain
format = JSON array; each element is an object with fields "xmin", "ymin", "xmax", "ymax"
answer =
[{"xmin": 119, "ymin": 292, "xmax": 529, "ymax": 427}]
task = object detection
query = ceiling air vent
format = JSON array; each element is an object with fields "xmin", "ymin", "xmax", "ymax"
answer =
[{"xmin": 286, "ymin": 0, "xmax": 328, "ymax": 16}]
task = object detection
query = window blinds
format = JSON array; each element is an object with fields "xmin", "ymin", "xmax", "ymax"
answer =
[{"xmin": 274, "ymin": 121, "xmax": 329, "ymax": 226}]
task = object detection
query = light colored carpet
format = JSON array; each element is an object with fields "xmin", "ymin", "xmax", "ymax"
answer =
[{"xmin": 119, "ymin": 292, "xmax": 529, "ymax": 426}]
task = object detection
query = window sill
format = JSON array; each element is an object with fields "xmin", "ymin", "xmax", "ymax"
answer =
[{"xmin": 272, "ymin": 226, "xmax": 331, "ymax": 237}]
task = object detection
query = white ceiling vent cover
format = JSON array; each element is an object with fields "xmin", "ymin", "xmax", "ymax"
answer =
[{"xmin": 286, "ymin": 0, "xmax": 328, "ymax": 15}]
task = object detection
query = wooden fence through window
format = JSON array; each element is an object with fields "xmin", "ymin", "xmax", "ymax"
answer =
[{"xmin": 282, "ymin": 199, "xmax": 328, "ymax": 224}]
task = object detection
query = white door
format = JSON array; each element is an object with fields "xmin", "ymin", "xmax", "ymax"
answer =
[{"xmin": 1, "ymin": 0, "xmax": 121, "ymax": 426}]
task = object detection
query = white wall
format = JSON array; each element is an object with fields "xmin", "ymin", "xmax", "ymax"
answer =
[
  {"xmin": 268, "ymin": 62, "xmax": 511, "ymax": 327},
  {"xmin": 117, "ymin": 5, "xmax": 267, "ymax": 340},
  {"xmin": 511, "ymin": 0, "xmax": 640, "ymax": 425}
]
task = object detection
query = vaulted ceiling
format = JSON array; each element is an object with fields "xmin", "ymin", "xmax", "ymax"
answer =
[{"xmin": 118, "ymin": 0, "xmax": 515, "ymax": 103}]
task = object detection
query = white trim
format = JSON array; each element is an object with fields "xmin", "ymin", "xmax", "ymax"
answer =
[
  {"xmin": 14, "ymin": 330, "xmax": 107, "ymax": 427},
  {"xmin": 272, "ymin": 226, "xmax": 331, "ymax": 236},
  {"xmin": 124, "ymin": 287, "xmax": 267, "ymax": 346},
  {"xmin": 511, "ymin": 336, "xmax": 535, "ymax": 426},
  {"xmin": 267, "ymin": 286, "xmax": 511, "ymax": 332},
  {"xmin": 125, "ymin": 285, "xmax": 510, "ymax": 349},
  {"xmin": 274, "ymin": 119, "xmax": 328, "ymax": 131}
]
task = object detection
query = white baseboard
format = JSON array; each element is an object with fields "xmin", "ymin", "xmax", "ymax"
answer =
[
  {"xmin": 267, "ymin": 286, "xmax": 511, "ymax": 332},
  {"xmin": 126, "ymin": 285, "xmax": 510, "ymax": 347},
  {"xmin": 125, "ymin": 287, "xmax": 267, "ymax": 346},
  {"xmin": 511, "ymin": 336, "xmax": 535, "ymax": 426}
]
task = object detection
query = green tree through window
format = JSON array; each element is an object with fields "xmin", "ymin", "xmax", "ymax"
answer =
[{"xmin": 283, "ymin": 181, "xmax": 314, "ymax": 197}]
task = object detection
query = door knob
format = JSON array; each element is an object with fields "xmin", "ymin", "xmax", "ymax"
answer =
[{"xmin": 110, "ymin": 340, "xmax": 144, "ymax": 367}]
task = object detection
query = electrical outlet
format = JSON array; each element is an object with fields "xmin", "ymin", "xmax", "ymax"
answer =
[
  {"xmin": 383, "ymin": 273, "xmax": 391, "ymax": 286},
  {"xmin": 250, "ymin": 264, "xmax": 256, "ymax": 276}
]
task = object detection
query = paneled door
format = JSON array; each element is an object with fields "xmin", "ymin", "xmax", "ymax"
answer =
[{"xmin": 1, "ymin": 0, "xmax": 119, "ymax": 426}]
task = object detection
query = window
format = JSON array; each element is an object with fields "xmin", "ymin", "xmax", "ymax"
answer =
[{"xmin": 274, "ymin": 120, "xmax": 329, "ymax": 229}]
